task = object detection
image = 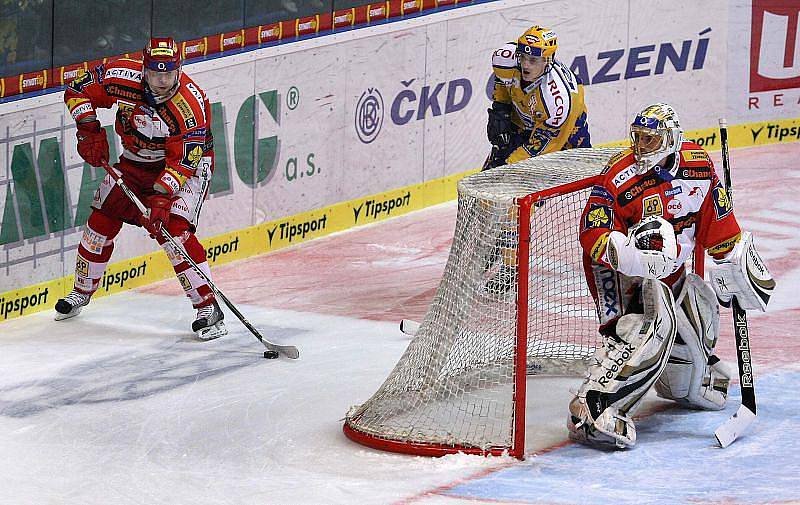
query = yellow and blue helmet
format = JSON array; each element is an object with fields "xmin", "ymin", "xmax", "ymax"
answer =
[
  {"xmin": 515, "ymin": 25, "xmax": 558, "ymax": 62},
  {"xmin": 630, "ymin": 103, "xmax": 683, "ymax": 174}
]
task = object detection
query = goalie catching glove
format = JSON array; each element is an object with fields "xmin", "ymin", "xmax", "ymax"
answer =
[
  {"xmin": 607, "ymin": 215, "xmax": 678, "ymax": 280},
  {"xmin": 708, "ymin": 231, "xmax": 775, "ymax": 311}
]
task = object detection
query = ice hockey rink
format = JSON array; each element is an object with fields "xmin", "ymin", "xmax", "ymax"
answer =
[{"xmin": 1, "ymin": 143, "xmax": 799, "ymax": 505}]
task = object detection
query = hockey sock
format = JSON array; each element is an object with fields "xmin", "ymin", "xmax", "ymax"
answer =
[
  {"xmin": 73, "ymin": 211, "xmax": 122, "ymax": 294},
  {"xmin": 159, "ymin": 218, "xmax": 215, "ymax": 307}
]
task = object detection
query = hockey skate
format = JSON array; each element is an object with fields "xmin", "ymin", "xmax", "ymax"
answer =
[
  {"xmin": 193, "ymin": 300, "xmax": 227, "ymax": 340},
  {"xmin": 54, "ymin": 290, "xmax": 92, "ymax": 321}
]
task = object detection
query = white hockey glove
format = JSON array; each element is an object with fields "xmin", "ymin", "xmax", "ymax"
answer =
[
  {"xmin": 606, "ymin": 216, "xmax": 678, "ymax": 280},
  {"xmin": 708, "ymin": 231, "xmax": 774, "ymax": 311}
]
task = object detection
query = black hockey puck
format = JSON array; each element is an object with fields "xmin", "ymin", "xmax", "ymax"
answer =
[{"xmin": 263, "ymin": 350, "xmax": 279, "ymax": 359}]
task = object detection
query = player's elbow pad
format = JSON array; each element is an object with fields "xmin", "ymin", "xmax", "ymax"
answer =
[{"xmin": 708, "ymin": 231, "xmax": 774, "ymax": 311}]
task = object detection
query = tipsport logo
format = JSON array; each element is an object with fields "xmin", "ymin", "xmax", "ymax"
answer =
[
  {"xmin": 750, "ymin": 0, "xmax": 800, "ymax": 93},
  {"xmin": 355, "ymin": 88, "xmax": 384, "ymax": 144}
]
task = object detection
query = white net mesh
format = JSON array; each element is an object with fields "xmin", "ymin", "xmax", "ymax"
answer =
[{"xmin": 345, "ymin": 147, "xmax": 624, "ymax": 454}]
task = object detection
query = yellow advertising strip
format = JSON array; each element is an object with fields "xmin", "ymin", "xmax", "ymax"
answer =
[
  {"xmin": 2, "ymin": 117, "xmax": 798, "ymax": 323},
  {"xmin": 598, "ymin": 117, "xmax": 800, "ymax": 151},
  {"xmin": 0, "ymin": 170, "xmax": 468, "ymax": 323}
]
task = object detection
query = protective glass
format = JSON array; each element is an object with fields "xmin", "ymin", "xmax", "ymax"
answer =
[{"xmin": 630, "ymin": 126, "xmax": 665, "ymax": 157}]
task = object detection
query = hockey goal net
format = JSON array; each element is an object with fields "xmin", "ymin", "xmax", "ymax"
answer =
[{"xmin": 343, "ymin": 147, "xmax": 624, "ymax": 459}]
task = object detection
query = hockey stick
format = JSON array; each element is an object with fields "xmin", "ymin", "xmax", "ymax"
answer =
[
  {"xmin": 713, "ymin": 118, "xmax": 755, "ymax": 447},
  {"xmin": 399, "ymin": 319, "xmax": 420, "ymax": 336},
  {"xmin": 99, "ymin": 161, "xmax": 299, "ymax": 359}
]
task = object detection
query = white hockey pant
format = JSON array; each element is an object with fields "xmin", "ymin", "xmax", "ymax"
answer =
[
  {"xmin": 654, "ymin": 273, "xmax": 732, "ymax": 410},
  {"xmin": 569, "ymin": 278, "xmax": 677, "ymax": 449}
]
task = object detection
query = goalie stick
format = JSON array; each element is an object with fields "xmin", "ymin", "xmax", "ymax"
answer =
[
  {"xmin": 400, "ymin": 319, "xmax": 420, "ymax": 336},
  {"xmin": 713, "ymin": 119, "xmax": 755, "ymax": 448},
  {"xmin": 100, "ymin": 161, "xmax": 299, "ymax": 359}
]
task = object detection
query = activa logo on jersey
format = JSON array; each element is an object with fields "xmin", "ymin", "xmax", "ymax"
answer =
[
  {"xmin": 104, "ymin": 67, "xmax": 142, "ymax": 82},
  {"xmin": 612, "ymin": 166, "xmax": 637, "ymax": 188}
]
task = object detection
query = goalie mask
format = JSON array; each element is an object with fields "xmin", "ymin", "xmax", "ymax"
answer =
[
  {"xmin": 516, "ymin": 25, "xmax": 557, "ymax": 81},
  {"xmin": 143, "ymin": 37, "xmax": 181, "ymax": 104},
  {"xmin": 630, "ymin": 103, "xmax": 683, "ymax": 175}
]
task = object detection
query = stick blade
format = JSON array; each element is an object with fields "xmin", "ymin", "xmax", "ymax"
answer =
[
  {"xmin": 715, "ymin": 404, "xmax": 756, "ymax": 448},
  {"xmin": 400, "ymin": 319, "xmax": 420, "ymax": 336},
  {"xmin": 265, "ymin": 343, "xmax": 300, "ymax": 359}
]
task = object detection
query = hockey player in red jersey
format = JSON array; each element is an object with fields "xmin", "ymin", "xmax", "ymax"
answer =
[
  {"xmin": 56, "ymin": 37, "xmax": 226, "ymax": 340},
  {"xmin": 568, "ymin": 103, "xmax": 775, "ymax": 448},
  {"xmin": 483, "ymin": 25, "xmax": 591, "ymax": 171}
]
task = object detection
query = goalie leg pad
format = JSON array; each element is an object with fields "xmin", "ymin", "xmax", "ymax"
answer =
[
  {"xmin": 655, "ymin": 274, "xmax": 732, "ymax": 410},
  {"xmin": 568, "ymin": 279, "xmax": 677, "ymax": 448}
]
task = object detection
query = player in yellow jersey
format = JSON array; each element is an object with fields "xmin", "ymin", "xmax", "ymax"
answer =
[{"xmin": 484, "ymin": 25, "xmax": 591, "ymax": 170}]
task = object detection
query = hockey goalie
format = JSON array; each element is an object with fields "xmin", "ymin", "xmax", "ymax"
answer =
[{"xmin": 568, "ymin": 103, "xmax": 776, "ymax": 449}]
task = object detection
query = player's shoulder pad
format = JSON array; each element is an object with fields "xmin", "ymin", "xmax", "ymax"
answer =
[
  {"xmin": 677, "ymin": 140, "xmax": 711, "ymax": 166},
  {"xmin": 167, "ymin": 75, "xmax": 208, "ymax": 131},
  {"xmin": 100, "ymin": 58, "xmax": 143, "ymax": 85},
  {"xmin": 550, "ymin": 60, "xmax": 579, "ymax": 90},
  {"xmin": 492, "ymin": 42, "xmax": 518, "ymax": 81},
  {"xmin": 674, "ymin": 141, "xmax": 714, "ymax": 181},
  {"xmin": 601, "ymin": 148, "xmax": 639, "ymax": 189}
]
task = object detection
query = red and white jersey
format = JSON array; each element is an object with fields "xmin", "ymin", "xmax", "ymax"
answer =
[
  {"xmin": 579, "ymin": 142, "xmax": 741, "ymax": 323},
  {"xmin": 64, "ymin": 58, "xmax": 212, "ymax": 194}
]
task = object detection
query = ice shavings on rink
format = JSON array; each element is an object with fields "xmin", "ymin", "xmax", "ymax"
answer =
[{"xmin": 439, "ymin": 370, "xmax": 800, "ymax": 505}]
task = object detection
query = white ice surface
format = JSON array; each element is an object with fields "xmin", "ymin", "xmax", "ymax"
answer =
[{"xmin": 0, "ymin": 292, "xmax": 518, "ymax": 505}]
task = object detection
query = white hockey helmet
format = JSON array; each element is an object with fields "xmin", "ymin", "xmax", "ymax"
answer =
[{"xmin": 629, "ymin": 103, "xmax": 683, "ymax": 174}]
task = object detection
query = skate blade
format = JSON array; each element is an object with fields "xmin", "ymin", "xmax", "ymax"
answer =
[
  {"xmin": 54, "ymin": 306, "xmax": 83, "ymax": 321},
  {"xmin": 196, "ymin": 321, "xmax": 228, "ymax": 341}
]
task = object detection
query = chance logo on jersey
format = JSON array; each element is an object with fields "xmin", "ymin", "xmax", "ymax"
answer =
[
  {"xmin": 712, "ymin": 182, "xmax": 733, "ymax": 220},
  {"xmin": 584, "ymin": 203, "xmax": 613, "ymax": 230}
]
